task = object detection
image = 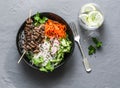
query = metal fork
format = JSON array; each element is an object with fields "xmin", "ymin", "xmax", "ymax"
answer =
[{"xmin": 70, "ymin": 22, "xmax": 92, "ymax": 72}]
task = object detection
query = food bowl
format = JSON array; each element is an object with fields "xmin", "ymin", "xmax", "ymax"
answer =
[{"xmin": 16, "ymin": 12, "xmax": 75, "ymax": 72}]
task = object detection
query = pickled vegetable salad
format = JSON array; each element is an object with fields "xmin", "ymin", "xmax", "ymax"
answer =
[{"xmin": 25, "ymin": 12, "xmax": 72, "ymax": 72}]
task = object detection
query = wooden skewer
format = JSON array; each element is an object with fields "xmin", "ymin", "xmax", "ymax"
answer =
[
  {"xmin": 17, "ymin": 10, "xmax": 32, "ymax": 64},
  {"xmin": 29, "ymin": 9, "xmax": 32, "ymax": 19},
  {"xmin": 18, "ymin": 51, "xmax": 26, "ymax": 64}
]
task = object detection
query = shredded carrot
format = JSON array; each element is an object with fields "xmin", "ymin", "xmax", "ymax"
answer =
[{"xmin": 45, "ymin": 19, "xmax": 66, "ymax": 39}]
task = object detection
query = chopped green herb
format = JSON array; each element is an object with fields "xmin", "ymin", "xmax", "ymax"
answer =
[
  {"xmin": 92, "ymin": 37, "xmax": 102, "ymax": 48},
  {"xmin": 34, "ymin": 12, "xmax": 40, "ymax": 21},
  {"xmin": 34, "ymin": 12, "xmax": 48, "ymax": 26},
  {"xmin": 88, "ymin": 45, "xmax": 96, "ymax": 55},
  {"xmin": 96, "ymin": 41, "xmax": 102, "ymax": 48},
  {"xmin": 43, "ymin": 17, "xmax": 48, "ymax": 21}
]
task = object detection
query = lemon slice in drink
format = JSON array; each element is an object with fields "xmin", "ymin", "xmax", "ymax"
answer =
[
  {"xmin": 88, "ymin": 11, "xmax": 104, "ymax": 27},
  {"xmin": 79, "ymin": 14, "xmax": 89, "ymax": 25},
  {"xmin": 81, "ymin": 4, "xmax": 96, "ymax": 13}
]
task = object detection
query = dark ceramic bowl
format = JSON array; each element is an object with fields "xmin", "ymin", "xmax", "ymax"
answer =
[{"xmin": 16, "ymin": 12, "xmax": 75, "ymax": 71}]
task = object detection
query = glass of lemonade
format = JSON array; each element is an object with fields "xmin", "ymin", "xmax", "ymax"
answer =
[{"xmin": 79, "ymin": 3, "xmax": 104, "ymax": 31}]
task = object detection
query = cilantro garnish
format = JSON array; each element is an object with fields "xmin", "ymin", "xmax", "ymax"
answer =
[
  {"xmin": 34, "ymin": 12, "xmax": 48, "ymax": 26},
  {"xmin": 88, "ymin": 37, "xmax": 103, "ymax": 55},
  {"xmin": 88, "ymin": 45, "xmax": 96, "ymax": 55},
  {"xmin": 92, "ymin": 37, "xmax": 102, "ymax": 48}
]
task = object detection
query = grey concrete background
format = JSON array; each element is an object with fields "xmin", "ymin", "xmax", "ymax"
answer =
[{"xmin": 0, "ymin": 0, "xmax": 120, "ymax": 88}]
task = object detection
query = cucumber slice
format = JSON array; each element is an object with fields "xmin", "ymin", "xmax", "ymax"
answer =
[
  {"xmin": 88, "ymin": 11, "xmax": 104, "ymax": 27},
  {"xmin": 79, "ymin": 14, "xmax": 89, "ymax": 25},
  {"xmin": 81, "ymin": 4, "xmax": 96, "ymax": 13}
]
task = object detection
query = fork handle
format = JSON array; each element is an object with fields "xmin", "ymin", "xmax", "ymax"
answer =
[
  {"xmin": 76, "ymin": 41, "xmax": 92, "ymax": 73},
  {"xmin": 83, "ymin": 57, "xmax": 92, "ymax": 72}
]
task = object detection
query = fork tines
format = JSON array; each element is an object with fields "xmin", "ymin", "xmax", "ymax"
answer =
[{"xmin": 69, "ymin": 22, "xmax": 79, "ymax": 37}]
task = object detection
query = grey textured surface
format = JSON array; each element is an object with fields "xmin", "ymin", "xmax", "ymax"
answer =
[{"xmin": 0, "ymin": 0, "xmax": 120, "ymax": 88}]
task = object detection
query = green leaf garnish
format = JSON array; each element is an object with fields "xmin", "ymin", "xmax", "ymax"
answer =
[
  {"xmin": 88, "ymin": 45, "xmax": 96, "ymax": 55},
  {"xmin": 33, "ymin": 12, "xmax": 48, "ymax": 26},
  {"xmin": 92, "ymin": 37, "xmax": 102, "ymax": 48},
  {"xmin": 34, "ymin": 12, "xmax": 40, "ymax": 21},
  {"xmin": 42, "ymin": 17, "xmax": 48, "ymax": 21}
]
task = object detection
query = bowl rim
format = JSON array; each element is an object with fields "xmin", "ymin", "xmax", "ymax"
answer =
[{"xmin": 16, "ymin": 12, "xmax": 75, "ymax": 72}]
